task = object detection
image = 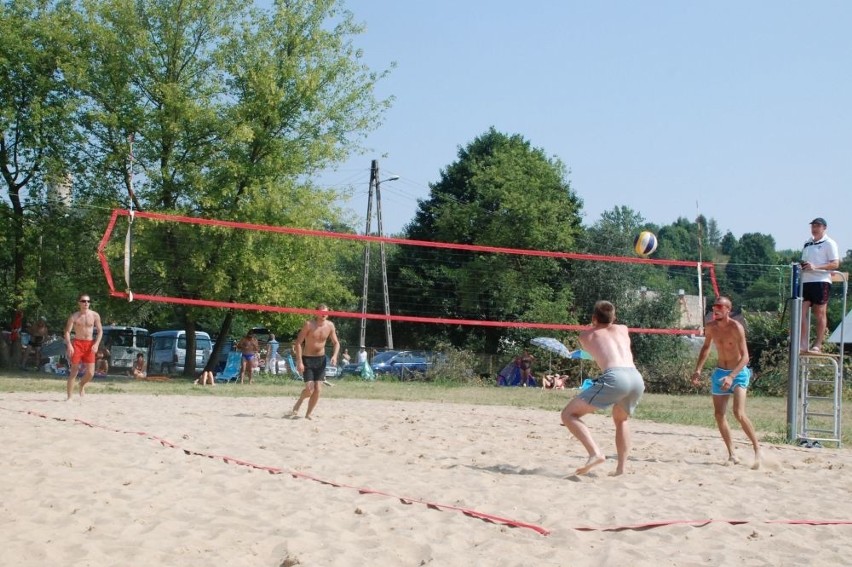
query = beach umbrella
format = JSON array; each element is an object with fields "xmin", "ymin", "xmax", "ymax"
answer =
[
  {"xmin": 567, "ymin": 349, "xmax": 593, "ymax": 378},
  {"xmin": 530, "ymin": 337, "xmax": 572, "ymax": 359}
]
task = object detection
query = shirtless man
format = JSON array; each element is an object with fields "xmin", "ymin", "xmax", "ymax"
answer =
[
  {"xmin": 561, "ymin": 300, "xmax": 645, "ymax": 476},
  {"xmin": 236, "ymin": 331, "xmax": 260, "ymax": 384},
  {"xmin": 692, "ymin": 296, "xmax": 761, "ymax": 469},
  {"xmin": 64, "ymin": 294, "xmax": 103, "ymax": 400},
  {"xmin": 290, "ymin": 304, "xmax": 340, "ymax": 419}
]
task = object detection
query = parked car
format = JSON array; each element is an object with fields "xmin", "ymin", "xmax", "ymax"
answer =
[
  {"xmin": 340, "ymin": 350, "xmax": 434, "ymax": 379},
  {"xmin": 325, "ymin": 356, "xmax": 340, "ymax": 378},
  {"xmin": 99, "ymin": 326, "xmax": 150, "ymax": 371},
  {"xmin": 149, "ymin": 330, "xmax": 213, "ymax": 374},
  {"xmin": 340, "ymin": 361, "xmax": 362, "ymax": 376}
]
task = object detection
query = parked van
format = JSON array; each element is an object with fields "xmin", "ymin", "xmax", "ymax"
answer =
[
  {"xmin": 100, "ymin": 326, "xmax": 149, "ymax": 371},
  {"xmin": 149, "ymin": 330, "xmax": 213, "ymax": 374}
]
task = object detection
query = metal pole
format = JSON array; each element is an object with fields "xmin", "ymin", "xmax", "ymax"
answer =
[{"xmin": 787, "ymin": 263, "xmax": 802, "ymax": 443}]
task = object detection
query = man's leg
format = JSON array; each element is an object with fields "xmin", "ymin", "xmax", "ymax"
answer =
[
  {"xmin": 732, "ymin": 388, "xmax": 761, "ymax": 469},
  {"xmin": 561, "ymin": 397, "xmax": 604, "ymax": 475},
  {"xmin": 712, "ymin": 394, "xmax": 738, "ymax": 464},
  {"xmin": 66, "ymin": 364, "xmax": 79, "ymax": 400},
  {"xmin": 79, "ymin": 362, "xmax": 95, "ymax": 396},
  {"xmin": 813, "ymin": 302, "xmax": 828, "ymax": 351},
  {"xmin": 305, "ymin": 381, "xmax": 324, "ymax": 419},
  {"xmin": 800, "ymin": 301, "xmax": 812, "ymax": 350},
  {"xmin": 611, "ymin": 404, "xmax": 631, "ymax": 476},
  {"xmin": 239, "ymin": 358, "xmax": 246, "ymax": 383},
  {"xmin": 291, "ymin": 381, "xmax": 314, "ymax": 415}
]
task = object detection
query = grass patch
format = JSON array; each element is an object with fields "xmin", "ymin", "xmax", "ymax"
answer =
[{"xmin": 2, "ymin": 370, "xmax": 850, "ymax": 447}]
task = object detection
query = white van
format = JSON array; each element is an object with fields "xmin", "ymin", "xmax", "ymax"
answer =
[
  {"xmin": 149, "ymin": 330, "xmax": 213, "ymax": 374},
  {"xmin": 100, "ymin": 326, "xmax": 149, "ymax": 371}
]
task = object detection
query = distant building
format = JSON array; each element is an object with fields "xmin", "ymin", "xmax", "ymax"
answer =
[
  {"xmin": 48, "ymin": 173, "xmax": 72, "ymax": 207},
  {"xmin": 635, "ymin": 287, "xmax": 705, "ymax": 330}
]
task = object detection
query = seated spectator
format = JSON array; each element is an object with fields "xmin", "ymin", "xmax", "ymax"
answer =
[
  {"xmin": 131, "ymin": 353, "xmax": 147, "ymax": 379},
  {"xmin": 95, "ymin": 345, "xmax": 110, "ymax": 375},
  {"xmin": 194, "ymin": 370, "xmax": 215, "ymax": 386},
  {"xmin": 542, "ymin": 372, "xmax": 567, "ymax": 390}
]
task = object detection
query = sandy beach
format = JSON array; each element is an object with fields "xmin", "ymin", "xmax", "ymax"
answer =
[{"xmin": 1, "ymin": 392, "xmax": 850, "ymax": 566}]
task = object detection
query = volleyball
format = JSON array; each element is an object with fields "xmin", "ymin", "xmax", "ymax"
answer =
[{"xmin": 633, "ymin": 231, "xmax": 658, "ymax": 257}]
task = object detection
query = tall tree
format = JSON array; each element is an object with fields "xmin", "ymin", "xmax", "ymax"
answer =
[
  {"xmin": 725, "ymin": 232, "xmax": 778, "ymax": 305},
  {"xmin": 571, "ymin": 206, "xmax": 652, "ymax": 316},
  {"xmin": 73, "ymin": 0, "xmax": 390, "ymax": 373},
  {"xmin": 389, "ymin": 128, "xmax": 583, "ymax": 352},
  {"xmin": 0, "ymin": 0, "xmax": 81, "ymax": 334}
]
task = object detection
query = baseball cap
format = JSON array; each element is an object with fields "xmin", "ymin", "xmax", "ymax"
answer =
[{"xmin": 810, "ymin": 217, "xmax": 827, "ymax": 226}]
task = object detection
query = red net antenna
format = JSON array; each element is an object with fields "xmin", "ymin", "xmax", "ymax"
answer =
[{"xmin": 98, "ymin": 209, "xmax": 719, "ymax": 333}]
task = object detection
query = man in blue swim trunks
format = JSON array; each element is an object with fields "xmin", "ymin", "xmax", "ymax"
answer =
[
  {"xmin": 561, "ymin": 300, "xmax": 645, "ymax": 476},
  {"xmin": 236, "ymin": 331, "xmax": 260, "ymax": 384},
  {"xmin": 692, "ymin": 296, "xmax": 761, "ymax": 469}
]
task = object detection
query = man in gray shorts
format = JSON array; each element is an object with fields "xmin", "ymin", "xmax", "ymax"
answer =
[{"xmin": 561, "ymin": 300, "xmax": 645, "ymax": 476}]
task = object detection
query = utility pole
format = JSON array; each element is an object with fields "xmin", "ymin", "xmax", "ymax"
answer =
[
  {"xmin": 359, "ymin": 160, "xmax": 399, "ymax": 351},
  {"xmin": 376, "ymin": 166, "xmax": 394, "ymax": 350},
  {"xmin": 358, "ymin": 162, "xmax": 378, "ymax": 350}
]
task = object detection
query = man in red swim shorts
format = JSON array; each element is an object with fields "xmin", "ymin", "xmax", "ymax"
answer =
[{"xmin": 64, "ymin": 293, "xmax": 103, "ymax": 400}]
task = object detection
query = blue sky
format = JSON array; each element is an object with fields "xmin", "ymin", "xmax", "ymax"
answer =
[{"xmin": 315, "ymin": 1, "xmax": 851, "ymax": 254}]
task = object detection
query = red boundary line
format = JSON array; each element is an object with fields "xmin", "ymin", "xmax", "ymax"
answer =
[
  {"xmin": 5, "ymin": 406, "xmax": 549, "ymax": 536},
  {"xmin": 97, "ymin": 208, "xmax": 719, "ymax": 330}
]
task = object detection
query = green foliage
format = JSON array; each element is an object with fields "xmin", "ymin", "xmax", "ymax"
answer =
[
  {"xmin": 724, "ymin": 232, "xmax": 778, "ymax": 303},
  {"xmin": 425, "ymin": 343, "xmax": 481, "ymax": 385},
  {"xmin": 0, "ymin": 0, "xmax": 83, "ymax": 322},
  {"xmin": 743, "ymin": 310, "xmax": 791, "ymax": 396}
]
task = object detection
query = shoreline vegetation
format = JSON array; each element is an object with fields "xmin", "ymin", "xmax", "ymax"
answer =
[{"xmin": 3, "ymin": 370, "xmax": 850, "ymax": 447}]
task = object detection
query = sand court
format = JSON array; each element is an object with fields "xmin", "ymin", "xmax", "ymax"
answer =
[{"xmin": 1, "ymin": 392, "xmax": 851, "ymax": 566}]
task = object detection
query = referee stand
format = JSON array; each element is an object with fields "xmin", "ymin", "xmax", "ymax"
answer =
[{"xmin": 788, "ymin": 266, "xmax": 847, "ymax": 447}]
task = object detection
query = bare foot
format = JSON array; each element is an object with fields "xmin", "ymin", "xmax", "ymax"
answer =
[
  {"xmin": 576, "ymin": 454, "xmax": 605, "ymax": 475},
  {"xmin": 305, "ymin": 414, "xmax": 313, "ymax": 420},
  {"xmin": 608, "ymin": 469, "xmax": 624, "ymax": 477},
  {"xmin": 725, "ymin": 455, "xmax": 740, "ymax": 466},
  {"xmin": 751, "ymin": 449, "xmax": 762, "ymax": 470}
]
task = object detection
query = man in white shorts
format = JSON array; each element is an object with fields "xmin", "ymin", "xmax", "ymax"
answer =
[{"xmin": 561, "ymin": 300, "xmax": 645, "ymax": 476}]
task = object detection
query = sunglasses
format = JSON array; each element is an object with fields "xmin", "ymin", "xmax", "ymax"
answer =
[{"xmin": 79, "ymin": 299, "xmax": 91, "ymax": 303}]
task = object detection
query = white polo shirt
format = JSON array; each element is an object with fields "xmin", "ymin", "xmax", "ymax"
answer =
[{"xmin": 801, "ymin": 235, "xmax": 839, "ymax": 284}]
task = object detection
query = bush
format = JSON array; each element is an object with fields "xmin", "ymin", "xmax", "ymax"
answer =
[{"xmin": 426, "ymin": 343, "xmax": 481, "ymax": 385}]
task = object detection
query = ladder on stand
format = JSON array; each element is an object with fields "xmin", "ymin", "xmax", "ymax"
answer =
[{"xmin": 796, "ymin": 271, "xmax": 847, "ymax": 448}]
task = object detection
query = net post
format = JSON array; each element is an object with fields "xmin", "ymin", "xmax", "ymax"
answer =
[{"xmin": 787, "ymin": 263, "xmax": 802, "ymax": 443}]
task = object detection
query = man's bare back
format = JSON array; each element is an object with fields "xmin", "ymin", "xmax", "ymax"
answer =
[{"xmin": 579, "ymin": 324, "xmax": 636, "ymax": 370}]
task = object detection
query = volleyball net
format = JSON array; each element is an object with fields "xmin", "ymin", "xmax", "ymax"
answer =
[{"xmin": 98, "ymin": 209, "xmax": 722, "ymax": 335}]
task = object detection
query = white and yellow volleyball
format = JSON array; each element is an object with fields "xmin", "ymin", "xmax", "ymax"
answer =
[{"xmin": 633, "ymin": 231, "xmax": 658, "ymax": 257}]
